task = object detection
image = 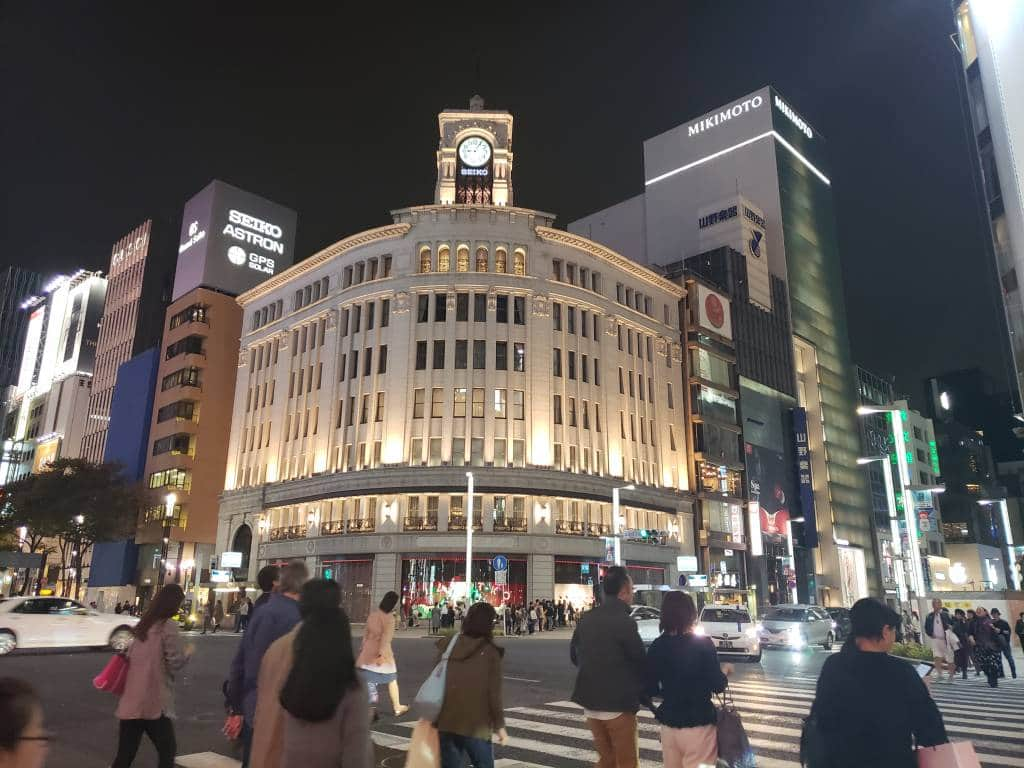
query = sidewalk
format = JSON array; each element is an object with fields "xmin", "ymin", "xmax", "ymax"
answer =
[{"xmin": 393, "ymin": 624, "xmax": 575, "ymax": 640}]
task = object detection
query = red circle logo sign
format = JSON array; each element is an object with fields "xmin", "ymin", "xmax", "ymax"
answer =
[{"xmin": 704, "ymin": 293, "xmax": 725, "ymax": 329}]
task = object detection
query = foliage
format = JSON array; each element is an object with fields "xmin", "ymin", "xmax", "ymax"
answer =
[{"xmin": 890, "ymin": 641, "xmax": 934, "ymax": 661}]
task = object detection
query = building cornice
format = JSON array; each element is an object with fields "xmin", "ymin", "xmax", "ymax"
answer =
[
  {"xmin": 535, "ymin": 227, "xmax": 685, "ymax": 298},
  {"xmin": 236, "ymin": 223, "xmax": 412, "ymax": 307},
  {"xmin": 391, "ymin": 203, "xmax": 556, "ymax": 222}
]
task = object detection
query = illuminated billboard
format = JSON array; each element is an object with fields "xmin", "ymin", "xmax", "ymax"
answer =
[{"xmin": 173, "ymin": 180, "xmax": 297, "ymax": 300}]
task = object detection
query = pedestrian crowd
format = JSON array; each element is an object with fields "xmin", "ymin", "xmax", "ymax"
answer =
[{"xmin": 8, "ymin": 561, "xmax": 1024, "ymax": 768}]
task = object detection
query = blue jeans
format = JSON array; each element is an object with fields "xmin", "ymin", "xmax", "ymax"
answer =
[{"xmin": 439, "ymin": 732, "xmax": 494, "ymax": 768}]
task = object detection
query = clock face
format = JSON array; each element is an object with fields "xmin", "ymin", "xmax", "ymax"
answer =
[{"xmin": 458, "ymin": 137, "xmax": 492, "ymax": 167}]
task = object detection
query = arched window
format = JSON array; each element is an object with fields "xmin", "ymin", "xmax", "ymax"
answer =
[
  {"xmin": 475, "ymin": 246, "xmax": 488, "ymax": 272},
  {"xmin": 495, "ymin": 248, "xmax": 507, "ymax": 274},
  {"xmin": 231, "ymin": 524, "xmax": 252, "ymax": 571},
  {"xmin": 419, "ymin": 247, "xmax": 432, "ymax": 274},
  {"xmin": 438, "ymin": 245, "xmax": 451, "ymax": 273},
  {"xmin": 456, "ymin": 245, "xmax": 470, "ymax": 273},
  {"xmin": 513, "ymin": 248, "xmax": 526, "ymax": 276}
]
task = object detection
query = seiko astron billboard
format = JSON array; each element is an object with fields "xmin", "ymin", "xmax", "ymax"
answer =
[{"xmin": 173, "ymin": 180, "xmax": 298, "ymax": 300}]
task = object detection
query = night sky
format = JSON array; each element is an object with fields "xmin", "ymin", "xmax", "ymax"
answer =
[{"xmin": 0, "ymin": 1, "xmax": 1008, "ymax": 408}]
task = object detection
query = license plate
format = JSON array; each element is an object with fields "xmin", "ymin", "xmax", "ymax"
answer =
[{"xmin": 720, "ymin": 640, "xmax": 733, "ymax": 649}]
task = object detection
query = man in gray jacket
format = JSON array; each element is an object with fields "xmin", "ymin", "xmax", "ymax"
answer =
[{"xmin": 570, "ymin": 566, "xmax": 645, "ymax": 768}]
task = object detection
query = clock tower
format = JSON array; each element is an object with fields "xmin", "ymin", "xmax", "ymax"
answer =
[{"xmin": 435, "ymin": 95, "xmax": 514, "ymax": 206}]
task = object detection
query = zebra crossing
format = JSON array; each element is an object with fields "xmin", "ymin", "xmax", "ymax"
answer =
[{"xmin": 371, "ymin": 673, "xmax": 1024, "ymax": 768}]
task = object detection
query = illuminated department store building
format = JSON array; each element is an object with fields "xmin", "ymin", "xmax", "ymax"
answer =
[{"xmin": 216, "ymin": 97, "xmax": 695, "ymax": 619}]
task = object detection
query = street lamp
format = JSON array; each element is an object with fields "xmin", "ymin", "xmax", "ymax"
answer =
[
  {"xmin": 465, "ymin": 472, "xmax": 474, "ymax": 603},
  {"xmin": 977, "ymin": 499, "xmax": 1021, "ymax": 590},
  {"xmin": 858, "ymin": 455, "xmax": 907, "ymax": 602},
  {"xmin": 612, "ymin": 484, "xmax": 635, "ymax": 566},
  {"xmin": 158, "ymin": 492, "xmax": 177, "ymax": 587}
]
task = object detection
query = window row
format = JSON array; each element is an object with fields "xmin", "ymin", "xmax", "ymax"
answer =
[
  {"xmin": 551, "ymin": 259, "xmax": 602, "ymax": 294},
  {"xmin": 412, "ymin": 387, "xmax": 524, "ymax": 420},
  {"xmin": 245, "ymin": 379, "xmax": 277, "ymax": 412},
  {"xmin": 251, "ymin": 299, "xmax": 283, "ymax": 331},
  {"xmin": 334, "ymin": 393, "xmax": 386, "ymax": 429},
  {"xmin": 553, "ymin": 395, "xmax": 602, "ymax": 431},
  {"xmin": 156, "ymin": 400, "xmax": 196, "ymax": 423},
  {"xmin": 552, "ymin": 444, "xmax": 606, "ymax": 476},
  {"xmin": 618, "ymin": 368, "xmax": 663, "ymax": 405},
  {"xmin": 552, "ymin": 348, "xmax": 601, "ymax": 384},
  {"xmin": 410, "ymin": 436, "xmax": 527, "ymax": 468},
  {"xmin": 291, "ymin": 318, "xmax": 328, "ymax": 357},
  {"xmin": 418, "ymin": 244, "xmax": 526, "ymax": 276},
  {"xmin": 416, "ymin": 292, "xmax": 524, "ymax": 324},
  {"xmin": 342, "ymin": 254, "xmax": 392, "ymax": 288},
  {"xmin": 339, "ymin": 345, "xmax": 387, "ymax": 381},
  {"xmin": 170, "ymin": 303, "xmax": 209, "ymax": 330},
  {"xmin": 552, "ymin": 302, "xmax": 601, "ymax": 339},
  {"xmin": 152, "ymin": 433, "xmax": 191, "ymax": 457},
  {"xmin": 242, "ymin": 420, "xmax": 273, "ymax": 452},
  {"xmin": 617, "ymin": 325, "xmax": 655, "ymax": 362},
  {"xmin": 615, "ymin": 281, "xmax": 655, "ymax": 317},
  {"xmin": 340, "ymin": 298, "xmax": 391, "ymax": 336},
  {"xmin": 415, "ymin": 340, "xmax": 524, "ymax": 372},
  {"xmin": 148, "ymin": 467, "xmax": 190, "ymax": 491},
  {"xmin": 249, "ymin": 338, "xmax": 280, "ymax": 373},
  {"xmin": 289, "ymin": 363, "xmax": 323, "ymax": 398},
  {"xmin": 161, "ymin": 366, "xmax": 201, "ymax": 392},
  {"xmin": 618, "ymin": 410, "xmax": 665, "ymax": 448},
  {"xmin": 294, "ymin": 277, "xmax": 330, "ymax": 311},
  {"xmin": 165, "ymin": 335, "xmax": 204, "ymax": 360},
  {"xmin": 285, "ymin": 405, "xmax": 325, "ymax": 440}
]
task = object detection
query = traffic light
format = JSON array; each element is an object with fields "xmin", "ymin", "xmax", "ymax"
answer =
[{"xmin": 324, "ymin": 568, "xmax": 334, "ymax": 581}]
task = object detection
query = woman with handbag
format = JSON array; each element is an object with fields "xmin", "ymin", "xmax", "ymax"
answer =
[
  {"xmin": 110, "ymin": 584, "xmax": 190, "ymax": 768},
  {"xmin": 433, "ymin": 602, "xmax": 508, "ymax": 768},
  {"xmin": 355, "ymin": 591, "xmax": 409, "ymax": 718},
  {"xmin": 643, "ymin": 590, "xmax": 730, "ymax": 768},
  {"xmin": 804, "ymin": 598, "xmax": 946, "ymax": 768}
]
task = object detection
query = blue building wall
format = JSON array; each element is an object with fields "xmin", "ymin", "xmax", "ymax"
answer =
[
  {"xmin": 103, "ymin": 347, "xmax": 159, "ymax": 480},
  {"xmin": 88, "ymin": 540, "xmax": 139, "ymax": 587}
]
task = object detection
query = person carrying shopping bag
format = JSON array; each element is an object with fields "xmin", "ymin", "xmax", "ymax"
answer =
[{"xmin": 110, "ymin": 584, "xmax": 191, "ymax": 768}]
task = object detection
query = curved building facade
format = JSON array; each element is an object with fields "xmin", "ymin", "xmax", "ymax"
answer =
[{"xmin": 216, "ymin": 100, "xmax": 695, "ymax": 619}]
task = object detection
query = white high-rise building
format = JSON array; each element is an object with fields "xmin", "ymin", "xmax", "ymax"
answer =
[{"xmin": 216, "ymin": 99, "xmax": 695, "ymax": 619}]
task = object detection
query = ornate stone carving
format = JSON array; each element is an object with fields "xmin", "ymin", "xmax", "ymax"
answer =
[
  {"xmin": 237, "ymin": 349, "xmax": 248, "ymax": 368},
  {"xmin": 278, "ymin": 332, "xmax": 289, "ymax": 351},
  {"xmin": 487, "ymin": 289, "xmax": 498, "ymax": 312},
  {"xmin": 531, "ymin": 294, "xmax": 549, "ymax": 318},
  {"xmin": 393, "ymin": 291, "xmax": 411, "ymax": 314},
  {"xmin": 656, "ymin": 336, "xmax": 669, "ymax": 357},
  {"xmin": 604, "ymin": 314, "xmax": 619, "ymax": 336},
  {"xmin": 325, "ymin": 309, "xmax": 338, "ymax": 330},
  {"xmin": 671, "ymin": 343, "xmax": 683, "ymax": 363},
  {"xmin": 446, "ymin": 291, "xmax": 457, "ymax": 311}
]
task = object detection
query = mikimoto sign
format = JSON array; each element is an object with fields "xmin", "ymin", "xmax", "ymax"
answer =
[{"xmin": 172, "ymin": 180, "xmax": 298, "ymax": 300}]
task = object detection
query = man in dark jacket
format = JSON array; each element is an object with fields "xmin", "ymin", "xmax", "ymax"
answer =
[
  {"xmin": 990, "ymin": 609, "xmax": 1017, "ymax": 679},
  {"xmin": 570, "ymin": 566, "xmax": 645, "ymax": 768},
  {"xmin": 808, "ymin": 598, "xmax": 946, "ymax": 767},
  {"xmin": 226, "ymin": 560, "xmax": 307, "ymax": 766},
  {"xmin": 250, "ymin": 564, "xmax": 280, "ymax": 618}
]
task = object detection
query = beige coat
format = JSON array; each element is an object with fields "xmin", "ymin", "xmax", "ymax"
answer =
[
  {"xmin": 355, "ymin": 609, "xmax": 395, "ymax": 670},
  {"xmin": 115, "ymin": 620, "xmax": 187, "ymax": 720},
  {"xmin": 250, "ymin": 626, "xmax": 371, "ymax": 768}
]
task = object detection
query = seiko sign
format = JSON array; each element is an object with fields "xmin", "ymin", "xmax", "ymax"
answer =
[
  {"xmin": 773, "ymin": 95, "xmax": 813, "ymax": 139},
  {"xmin": 687, "ymin": 95, "xmax": 764, "ymax": 137}
]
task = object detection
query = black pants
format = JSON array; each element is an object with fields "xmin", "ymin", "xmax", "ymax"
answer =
[{"xmin": 111, "ymin": 716, "xmax": 176, "ymax": 768}]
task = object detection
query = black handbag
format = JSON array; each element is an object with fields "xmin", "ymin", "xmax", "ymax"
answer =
[
  {"xmin": 716, "ymin": 686, "xmax": 756, "ymax": 767},
  {"xmin": 799, "ymin": 707, "xmax": 829, "ymax": 768}
]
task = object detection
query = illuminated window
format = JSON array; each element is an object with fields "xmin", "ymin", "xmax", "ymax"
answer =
[
  {"xmin": 456, "ymin": 245, "xmax": 470, "ymax": 273},
  {"xmin": 494, "ymin": 389, "xmax": 507, "ymax": 418},
  {"xmin": 472, "ymin": 388, "xmax": 484, "ymax": 418},
  {"xmin": 495, "ymin": 248, "xmax": 507, "ymax": 274},
  {"xmin": 476, "ymin": 247, "xmax": 488, "ymax": 272},
  {"xmin": 419, "ymin": 247, "xmax": 432, "ymax": 273},
  {"xmin": 454, "ymin": 388, "xmax": 467, "ymax": 417},
  {"xmin": 513, "ymin": 248, "xmax": 526, "ymax": 276},
  {"xmin": 438, "ymin": 245, "xmax": 451, "ymax": 272}
]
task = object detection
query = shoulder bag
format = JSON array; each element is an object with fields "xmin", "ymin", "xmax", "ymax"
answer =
[
  {"xmin": 716, "ymin": 685, "xmax": 756, "ymax": 767},
  {"xmin": 93, "ymin": 651, "xmax": 129, "ymax": 695},
  {"xmin": 413, "ymin": 635, "xmax": 459, "ymax": 723}
]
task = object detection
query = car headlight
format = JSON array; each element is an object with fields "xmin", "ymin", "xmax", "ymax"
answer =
[
  {"xmin": 188, "ymin": 614, "xmax": 196, "ymax": 622},
  {"xmin": 694, "ymin": 624, "xmax": 706, "ymax": 636},
  {"xmin": 831, "ymin": 620, "xmax": 837, "ymax": 630},
  {"xmin": 745, "ymin": 626, "xmax": 758, "ymax": 638},
  {"xmin": 787, "ymin": 627, "xmax": 805, "ymax": 648}
]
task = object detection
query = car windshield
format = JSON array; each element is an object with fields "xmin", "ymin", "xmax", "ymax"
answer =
[
  {"xmin": 826, "ymin": 608, "xmax": 845, "ymax": 617},
  {"xmin": 701, "ymin": 609, "xmax": 751, "ymax": 623},
  {"xmin": 766, "ymin": 607, "xmax": 806, "ymax": 622}
]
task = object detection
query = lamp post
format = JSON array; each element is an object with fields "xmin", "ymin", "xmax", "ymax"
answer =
[
  {"xmin": 977, "ymin": 499, "xmax": 1020, "ymax": 590},
  {"xmin": 612, "ymin": 484, "xmax": 635, "ymax": 566},
  {"xmin": 465, "ymin": 472, "xmax": 474, "ymax": 604},
  {"xmin": 858, "ymin": 455, "xmax": 908, "ymax": 603},
  {"xmin": 158, "ymin": 492, "xmax": 176, "ymax": 587}
]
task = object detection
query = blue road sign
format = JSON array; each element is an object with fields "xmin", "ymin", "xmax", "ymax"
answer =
[{"xmin": 492, "ymin": 555, "xmax": 508, "ymax": 572}]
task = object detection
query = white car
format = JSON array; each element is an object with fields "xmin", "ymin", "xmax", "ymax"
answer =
[
  {"xmin": 696, "ymin": 604, "xmax": 761, "ymax": 662},
  {"xmin": 0, "ymin": 596, "xmax": 137, "ymax": 655},
  {"xmin": 630, "ymin": 605, "xmax": 662, "ymax": 644}
]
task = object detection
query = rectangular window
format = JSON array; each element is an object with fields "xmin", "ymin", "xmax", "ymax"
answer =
[
  {"xmin": 412, "ymin": 341, "xmax": 425, "ymax": 370},
  {"xmin": 378, "ymin": 345, "xmax": 388, "ymax": 374},
  {"xmin": 452, "ymin": 437, "xmax": 465, "ymax": 466},
  {"xmin": 471, "ymin": 437, "xmax": 484, "ymax": 466},
  {"xmin": 568, "ymin": 397, "xmax": 577, "ymax": 427},
  {"xmin": 473, "ymin": 340, "xmax": 486, "ymax": 369},
  {"xmin": 429, "ymin": 438, "xmax": 442, "ymax": 467},
  {"xmin": 628, "ymin": 372, "xmax": 635, "ymax": 398},
  {"xmin": 554, "ymin": 394, "xmax": 563, "ymax": 425},
  {"xmin": 367, "ymin": 303, "xmax": 375, "ymax": 330},
  {"xmin": 553, "ymin": 303, "xmax": 562, "ymax": 331},
  {"xmin": 627, "ymin": 329, "xmax": 633, "ymax": 355},
  {"xmin": 347, "ymin": 352, "xmax": 357, "ymax": 379},
  {"xmin": 474, "ymin": 293, "xmax": 487, "ymax": 321},
  {"xmin": 619, "ymin": 367, "xmax": 624, "ymax": 394},
  {"xmin": 620, "ymin": 411, "xmax": 626, "ymax": 438},
  {"xmin": 553, "ymin": 348, "xmax": 562, "ymax": 377},
  {"xmin": 431, "ymin": 388, "xmax": 444, "ymax": 418},
  {"xmin": 630, "ymin": 414, "xmax": 636, "ymax": 441},
  {"xmin": 360, "ymin": 394, "xmax": 369, "ymax": 424},
  {"xmin": 667, "ymin": 383, "xmax": 674, "ymax": 409},
  {"xmin": 381, "ymin": 299, "xmax": 390, "ymax": 327},
  {"xmin": 553, "ymin": 443, "xmax": 562, "ymax": 468},
  {"xmin": 496, "ymin": 295, "xmax": 509, "ymax": 323},
  {"xmin": 581, "ymin": 310, "xmax": 588, "ymax": 338},
  {"xmin": 513, "ymin": 389, "xmax": 524, "ymax": 420},
  {"xmin": 472, "ymin": 388, "xmax": 484, "ymax": 418},
  {"xmin": 568, "ymin": 351, "xmax": 576, "ymax": 380},
  {"xmin": 494, "ymin": 438, "xmax": 507, "ymax": 466},
  {"xmin": 417, "ymin": 295, "xmax": 429, "ymax": 323},
  {"xmin": 374, "ymin": 392, "xmax": 385, "ymax": 422},
  {"xmin": 582, "ymin": 401, "xmax": 590, "ymax": 430},
  {"xmin": 364, "ymin": 348, "xmax": 372, "ymax": 377},
  {"xmin": 456, "ymin": 293, "xmax": 469, "ymax": 321},
  {"xmin": 512, "ymin": 439, "xmax": 525, "ymax": 467},
  {"xmin": 454, "ymin": 387, "xmax": 467, "ymax": 417},
  {"xmin": 648, "ymin": 377, "xmax": 654, "ymax": 402},
  {"xmin": 594, "ymin": 403, "xmax": 602, "ymax": 432},
  {"xmin": 581, "ymin": 354, "xmax": 589, "ymax": 383},
  {"xmin": 617, "ymin": 325, "xmax": 623, "ymax": 351},
  {"xmin": 568, "ymin": 307, "xmax": 576, "ymax": 334},
  {"xmin": 513, "ymin": 343, "xmax": 525, "ymax": 372},
  {"xmin": 638, "ymin": 373, "xmax": 644, "ymax": 401},
  {"xmin": 494, "ymin": 389, "xmax": 507, "ymax": 418},
  {"xmin": 669, "ymin": 425, "xmax": 677, "ymax": 451},
  {"xmin": 411, "ymin": 438, "xmax": 422, "ymax": 464},
  {"xmin": 455, "ymin": 340, "xmax": 468, "ymax": 369},
  {"xmin": 513, "ymin": 296, "xmax": 525, "ymax": 325},
  {"xmin": 433, "ymin": 340, "xmax": 445, "ymax": 369},
  {"xmin": 346, "ymin": 396, "xmax": 355, "ymax": 427},
  {"xmin": 383, "ymin": 255, "xmax": 392, "ymax": 277},
  {"xmin": 495, "ymin": 341, "xmax": 508, "ymax": 370},
  {"xmin": 435, "ymin": 293, "xmax": 447, "ymax": 322},
  {"xmin": 353, "ymin": 307, "xmax": 361, "ymax": 334},
  {"xmin": 413, "ymin": 389, "xmax": 425, "ymax": 418},
  {"xmin": 552, "ymin": 259, "xmax": 563, "ymax": 281}
]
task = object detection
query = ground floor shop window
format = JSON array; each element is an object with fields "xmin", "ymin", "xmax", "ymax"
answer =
[
  {"xmin": 401, "ymin": 556, "xmax": 526, "ymax": 618},
  {"xmin": 320, "ymin": 558, "xmax": 373, "ymax": 621}
]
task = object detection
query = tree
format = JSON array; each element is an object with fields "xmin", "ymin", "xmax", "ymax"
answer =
[{"xmin": 3, "ymin": 459, "xmax": 141, "ymax": 597}]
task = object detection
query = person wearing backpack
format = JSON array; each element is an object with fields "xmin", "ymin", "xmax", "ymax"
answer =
[
  {"xmin": 433, "ymin": 602, "xmax": 508, "ymax": 768},
  {"xmin": 110, "ymin": 584, "xmax": 191, "ymax": 768}
]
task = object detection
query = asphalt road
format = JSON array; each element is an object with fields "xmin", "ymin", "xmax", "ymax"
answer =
[{"xmin": 1, "ymin": 629, "xmax": 833, "ymax": 768}]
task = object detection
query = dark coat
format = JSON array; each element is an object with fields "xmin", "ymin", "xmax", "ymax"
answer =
[{"xmin": 570, "ymin": 597, "xmax": 645, "ymax": 713}]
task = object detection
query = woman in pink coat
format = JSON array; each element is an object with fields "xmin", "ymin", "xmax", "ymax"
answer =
[
  {"xmin": 355, "ymin": 591, "xmax": 408, "ymax": 718},
  {"xmin": 111, "ymin": 584, "xmax": 190, "ymax": 768}
]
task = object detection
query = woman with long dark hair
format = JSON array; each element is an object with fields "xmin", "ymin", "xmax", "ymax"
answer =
[
  {"xmin": 434, "ymin": 602, "xmax": 508, "ymax": 768},
  {"xmin": 249, "ymin": 579, "xmax": 370, "ymax": 768},
  {"xmin": 355, "ymin": 590, "xmax": 408, "ymax": 717},
  {"xmin": 970, "ymin": 607, "xmax": 1003, "ymax": 687},
  {"xmin": 0, "ymin": 677, "xmax": 49, "ymax": 768},
  {"xmin": 111, "ymin": 584, "xmax": 189, "ymax": 768}
]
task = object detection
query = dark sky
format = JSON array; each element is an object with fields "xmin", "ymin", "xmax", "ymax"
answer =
[{"xmin": 0, "ymin": 1, "xmax": 1009, "ymax": 407}]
